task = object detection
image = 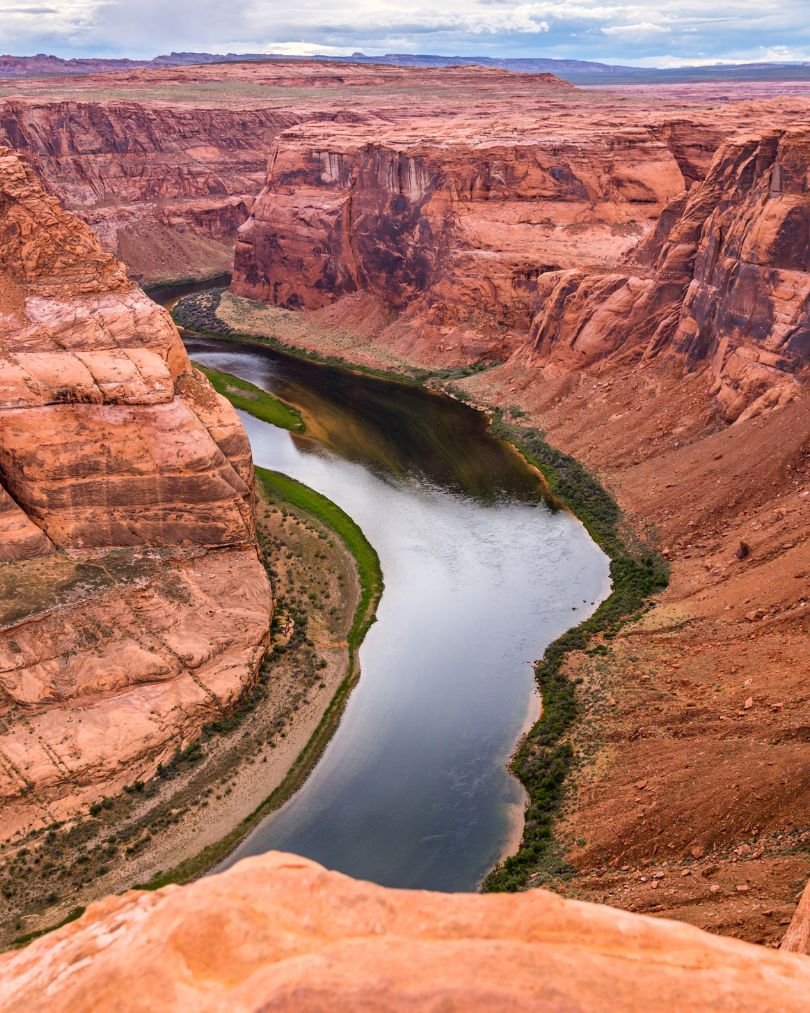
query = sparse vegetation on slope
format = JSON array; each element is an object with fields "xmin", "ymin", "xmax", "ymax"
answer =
[{"xmin": 483, "ymin": 414, "xmax": 669, "ymax": 892}]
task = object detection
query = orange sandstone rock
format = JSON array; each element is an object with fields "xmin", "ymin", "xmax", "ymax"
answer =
[
  {"xmin": 1, "ymin": 852, "xmax": 809, "ymax": 1011},
  {"xmin": 0, "ymin": 147, "xmax": 271, "ymax": 837}
]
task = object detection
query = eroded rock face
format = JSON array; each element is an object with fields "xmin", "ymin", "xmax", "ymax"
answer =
[
  {"xmin": 518, "ymin": 130, "xmax": 810, "ymax": 420},
  {"xmin": 233, "ymin": 117, "xmax": 686, "ymax": 363},
  {"xmin": 233, "ymin": 110, "xmax": 810, "ymax": 419},
  {"xmin": 0, "ymin": 101, "xmax": 301, "ymax": 284},
  {"xmin": 0, "ymin": 147, "xmax": 271, "ymax": 838},
  {"xmin": 1, "ymin": 851, "xmax": 808, "ymax": 1011}
]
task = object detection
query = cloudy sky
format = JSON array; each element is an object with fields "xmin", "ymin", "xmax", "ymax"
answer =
[{"xmin": 0, "ymin": 0, "xmax": 807, "ymax": 67}]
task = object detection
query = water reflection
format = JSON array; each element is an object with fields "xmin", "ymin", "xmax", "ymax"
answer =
[{"xmin": 184, "ymin": 335, "xmax": 609, "ymax": 891}]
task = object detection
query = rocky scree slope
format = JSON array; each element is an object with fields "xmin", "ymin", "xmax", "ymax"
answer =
[
  {"xmin": 0, "ymin": 146, "xmax": 271, "ymax": 841},
  {"xmin": 465, "ymin": 129, "xmax": 810, "ymax": 942}
]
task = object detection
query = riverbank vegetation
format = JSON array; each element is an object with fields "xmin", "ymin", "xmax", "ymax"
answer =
[
  {"xmin": 482, "ymin": 414, "xmax": 668, "ymax": 892},
  {"xmin": 3, "ymin": 469, "xmax": 382, "ymax": 948},
  {"xmin": 255, "ymin": 469, "xmax": 382, "ymax": 655},
  {"xmin": 175, "ymin": 285, "xmax": 668, "ymax": 895},
  {"xmin": 138, "ymin": 472, "xmax": 381, "ymax": 890},
  {"xmin": 174, "ymin": 289, "xmax": 506, "ymax": 389},
  {"xmin": 195, "ymin": 363, "xmax": 304, "ymax": 432}
]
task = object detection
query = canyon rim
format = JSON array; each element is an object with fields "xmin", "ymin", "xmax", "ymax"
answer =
[{"xmin": 0, "ymin": 42, "xmax": 807, "ymax": 1012}]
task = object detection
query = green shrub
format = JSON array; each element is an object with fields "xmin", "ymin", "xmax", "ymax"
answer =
[{"xmin": 483, "ymin": 419, "xmax": 667, "ymax": 892}]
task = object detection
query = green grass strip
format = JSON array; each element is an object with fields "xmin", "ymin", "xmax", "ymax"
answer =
[
  {"xmin": 134, "ymin": 470, "xmax": 382, "ymax": 891},
  {"xmin": 194, "ymin": 362, "xmax": 305, "ymax": 432},
  {"xmin": 255, "ymin": 468, "xmax": 382, "ymax": 652}
]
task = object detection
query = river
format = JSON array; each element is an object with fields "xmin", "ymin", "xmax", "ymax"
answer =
[{"xmin": 168, "ymin": 326, "xmax": 610, "ymax": 892}]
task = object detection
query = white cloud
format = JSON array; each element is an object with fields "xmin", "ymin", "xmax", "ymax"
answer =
[
  {"xmin": 602, "ymin": 22, "xmax": 670, "ymax": 36},
  {"xmin": 0, "ymin": 0, "xmax": 808, "ymax": 66}
]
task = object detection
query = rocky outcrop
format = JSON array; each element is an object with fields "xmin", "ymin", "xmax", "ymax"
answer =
[
  {"xmin": 782, "ymin": 880, "xmax": 810, "ymax": 954},
  {"xmin": 1, "ymin": 851, "xmax": 809, "ymax": 1011},
  {"xmin": 517, "ymin": 129, "xmax": 810, "ymax": 420},
  {"xmin": 233, "ymin": 117, "xmax": 686, "ymax": 363},
  {"xmin": 232, "ymin": 110, "xmax": 810, "ymax": 418},
  {"xmin": 0, "ymin": 146, "xmax": 271, "ymax": 838},
  {"xmin": 0, "ymin": 101, "xmax": 302, "ymax": 284}
]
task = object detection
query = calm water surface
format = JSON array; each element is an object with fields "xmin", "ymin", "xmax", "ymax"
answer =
[{"xmin": 183, "ymin": 333, "xmax": 610, "ymax": 891}]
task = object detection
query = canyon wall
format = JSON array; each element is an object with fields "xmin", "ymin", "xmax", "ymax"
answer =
[
  {"xmin": 233, "ymin": 118, "xmax": 687, "ymax": 363},
  {"xmin": 1, "ymin": 851, "xmax": 809, "ymax": 1011},
  {"xmin": 0, "ymin": 146, "xmax": 271, "ymax": 840},
  {"xmin": 232, "ymin": 120, "xmax": 810, "ymax": 420},
  {"xmin": 519, "ymin": 129, "xmax": 810, "ymax": 420},
  {"xmin": 226, "ymin": 96, "xmax": 809, "ymax": 944},
  {"xmin": 0, "ymin": 101, "xmax": 302, "ymax": 284}
]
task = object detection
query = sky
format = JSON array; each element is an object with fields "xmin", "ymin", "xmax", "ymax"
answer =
[{"xmin": 0, "ymin": 0, "xmax": 808, "ymax": 68}]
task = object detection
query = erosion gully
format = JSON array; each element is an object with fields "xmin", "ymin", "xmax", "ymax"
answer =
[{"xmin": 154, "ymin": 285, "xmax": 610, "ymax": 892}]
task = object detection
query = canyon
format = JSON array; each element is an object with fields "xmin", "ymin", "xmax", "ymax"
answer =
[
  {"xmin": 0, "ymin": 58, "xmax": 807, "ymax": 1004},
  {"xmin": 0, "ymin": 145, "xmax": 271, "ymax": 841},
  {"xmin": 222, "ymin": 63, "xmax": 809, "ymax": 944}
]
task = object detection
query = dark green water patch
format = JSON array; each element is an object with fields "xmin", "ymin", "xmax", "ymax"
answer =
[{"xmin": 184, "ymin": 335, "xmax": 545, "ymax": 506}]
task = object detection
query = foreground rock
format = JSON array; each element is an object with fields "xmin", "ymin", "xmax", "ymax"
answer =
[
  {"xmin": 0, "ymin": 147, "xmax": 271, "ymax": 838},
  {"xmin": 1, "ymin": 852, "xmax": 808, "ymax": 1011}
]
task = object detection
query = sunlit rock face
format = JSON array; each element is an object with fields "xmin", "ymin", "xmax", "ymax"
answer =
[
  {"xmin": 513, "ymin": 130, "xmax": 810, "ymax": 421},
  {"xmin": 1, "ymin": 852, "xmax": 809, "ymax": 1011},
  {"xmin": 232, "ymin": 100, "xmax": 686, "ymax": 365},
  {"xmin": 0, "ymin": 146, "xmax": 271, "ymax": 839},
  {"xmin": 234, "ymin": 108, "xmax": 810, "ymax": 420}
]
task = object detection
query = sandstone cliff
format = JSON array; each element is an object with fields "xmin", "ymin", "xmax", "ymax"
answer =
[
  {"xmin": 0, "ymin": 146, "xmax": 271, "ymax": 839},
  {"xmin": 519, "ymin": 129, "xmax": 810, "ymax": 420},
  {"xmin": 232, "ymin": 117, "xmax": 688, "ymax": 363},
  {"xmin": 1, "ymin": 851, "xmax": 808, "ymax": 1011},
  {"xmin": 0, "ymin": 100, "xmax": 302, "ymax": 285},
  {"xmin": 231, "ymin": 105, "xmax": 810, "ymax": 405},
  {"xmin": 223, "ymin": 96, "xmax": 808, "ymax": 944}
]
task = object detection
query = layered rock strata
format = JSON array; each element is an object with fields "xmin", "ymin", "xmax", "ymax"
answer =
[
  {"xmin": 226, "ymin": 107, "xmax": 809, "ymax": 942},
  {"xmin": 232, "ymin": 118, "xmax": 689, "ymax": 363},
  {"xmin": 0, "ymin": 101, "xmax": 302, "ymax": 284},
  {"xmin": 5, "ymin": 61, "xmax": 808, "ymax": 289},
  {"xmin": 0, "ymin": 146, "xmax": 271, "ymax": 839},
  {"xmin": 517, "ymin": 129, "xmax": 810, "ymax": 420}
]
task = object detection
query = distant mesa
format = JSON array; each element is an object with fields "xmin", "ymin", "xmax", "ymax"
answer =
[{"xmin": 3, "ymin": 50, "xmax": 810, "ymax": 84}]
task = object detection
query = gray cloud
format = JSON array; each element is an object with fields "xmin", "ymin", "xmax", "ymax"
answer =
[{"xmin": 0, "ymin": 0, "xmax": 807, "ymax": 66}]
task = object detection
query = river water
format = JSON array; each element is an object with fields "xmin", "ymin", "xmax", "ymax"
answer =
[{"xmin": 183, "ymin": 331, "xmax": 610, "ymax": 891}]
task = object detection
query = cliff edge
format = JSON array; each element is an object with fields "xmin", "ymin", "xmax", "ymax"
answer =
[
  {"xmin": 0, "ymin": 146, "xmax": 271, "ymax": 840},
  {"xmin": 1, "ymin": 851, "xmax": 809, "ymax": 1011}
]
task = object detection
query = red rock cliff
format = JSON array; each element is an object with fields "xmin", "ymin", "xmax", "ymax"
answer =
[
  {"xmin": 520, "ymin": 129, "xmax": 810, "ymax": 420},
  {"xmin": 0, "ymin": 100, "xmax": 302, "ymax": 284},
  {"xmin": 0, "ymin": 147, "xmax": 271, "ymax": 839},
  {"xmin": 233, "ymin": 116, "xmax": 687, "ymax": 362}
]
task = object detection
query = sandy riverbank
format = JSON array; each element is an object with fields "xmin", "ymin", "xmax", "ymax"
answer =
[{"xmin": 1, "ymin": 484, "xmax": 363, "ymax": 948}]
